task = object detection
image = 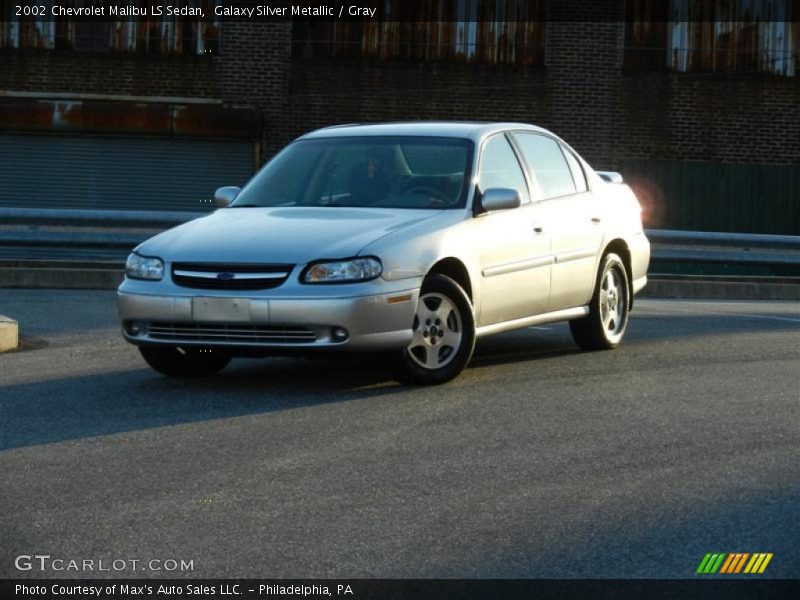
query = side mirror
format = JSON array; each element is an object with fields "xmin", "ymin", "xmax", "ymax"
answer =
[
  {"xmin": 476, "ymin": 188, "xmax": 521, "ymax": 214},
  {"xmin": 214, "ymin": 186, "xmax": 241, "ymax": 208}
]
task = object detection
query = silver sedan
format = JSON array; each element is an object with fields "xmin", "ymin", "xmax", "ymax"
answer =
[{"xmin": 118, "ymin": 122, "xmax": 650, "ymax": 384}]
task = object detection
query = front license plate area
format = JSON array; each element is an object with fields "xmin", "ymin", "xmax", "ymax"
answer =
[{"xmin": 192, "ymin": 298, "xmax": 251, "ymax": 322}]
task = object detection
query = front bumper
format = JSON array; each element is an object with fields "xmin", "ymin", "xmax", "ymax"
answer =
[{"xmin": 118, "ymin": 285, "xmax": 420, "ymax": 351}]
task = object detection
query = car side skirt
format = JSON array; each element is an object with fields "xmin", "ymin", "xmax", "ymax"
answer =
[{"xmin": 475, "ymin": 306, "xmax": 590, "ymax": 338}]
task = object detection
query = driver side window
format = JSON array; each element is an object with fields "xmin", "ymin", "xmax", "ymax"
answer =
[
  {"xmin": 478, "ymin": 135, "xmax": 529, "ymax": 204},
  {"xmin": 313, "ymin": 146, "xmax": 366, "ymax": 201}
]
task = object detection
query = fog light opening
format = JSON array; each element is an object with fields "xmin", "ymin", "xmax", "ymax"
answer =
[
  {"xmin": 125, "ymin": 321, "xmax": 142, "ymax": 336},
  {"xmin": 332, "ymin": 327, "xmax": 349, "ymax": 341}
]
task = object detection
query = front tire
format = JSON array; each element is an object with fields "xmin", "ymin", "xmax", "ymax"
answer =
[
  {"xmin": 394, "ymin": 274, "xmax": 475, "ymax": 385},
  {"xmin": 570, "ymin": 252, "xmax": 630, "ymax": 350},
  {"xmin": 139, "ymin": 346, "xmax": 231, "ymax": 378}
]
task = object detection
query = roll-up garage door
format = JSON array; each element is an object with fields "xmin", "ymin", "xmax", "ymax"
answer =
[{"xmin": 0, "ymin": 134, "xmax": 255, "ymax": 212}]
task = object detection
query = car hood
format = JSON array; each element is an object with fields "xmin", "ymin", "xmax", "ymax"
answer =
[{"xmin": 137, "ymin": 207, "xmax": 444, "ymax": 264}]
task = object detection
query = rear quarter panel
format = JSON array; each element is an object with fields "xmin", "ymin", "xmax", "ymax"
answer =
[{"xmin": 590, "ymin": 174, "xmax": 651, "ymax": 286}]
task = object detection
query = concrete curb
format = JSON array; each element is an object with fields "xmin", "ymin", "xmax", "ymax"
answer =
[
  {"xmin": 0, "ymin": 314, "xmax": 19, "ymax": 352},
  {"xmin": 640, "ymin": 277, "xmax": 800, "ymax": 301}
]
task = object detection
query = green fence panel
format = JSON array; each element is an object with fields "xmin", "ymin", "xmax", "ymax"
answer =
[{"xmin": 618, "ymin": 160, "xmax": 800, "ymax": 235}]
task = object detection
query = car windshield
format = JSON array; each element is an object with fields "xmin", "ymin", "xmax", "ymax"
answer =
[{"xmin": 232, "ymin": 136, "xmax": 472, "ymax": 209}]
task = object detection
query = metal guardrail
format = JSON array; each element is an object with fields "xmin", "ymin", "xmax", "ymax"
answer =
[
  {"xmin": 0, "ymin": 207, "xmax": 799, "ymax": 269},
  {"xmin": 647, "ymin": 229, "xmax": 800, "ymax": 249},
  {"xmin": 0, "ymin": 208, "xmax": 204, "ymax": 262},
  {"xmin": 649, "ymin": 229, "xmax": 800, "ymax": 267},
  {"xmin": 0, "ymin": 207, "xmax": 204, "ymax": 229}
]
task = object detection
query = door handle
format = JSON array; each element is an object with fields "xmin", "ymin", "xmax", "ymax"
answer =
[
  {"xmin": 533, "ymin": 226, "xmax": 544, "ymax": 234},
  {"xmin": 591, "ymin": 217, "xmax": 602, "ymax": 224}
]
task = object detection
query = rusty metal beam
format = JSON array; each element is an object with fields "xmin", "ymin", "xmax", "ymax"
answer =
[
  {"xmin": 0, "ymin": 90, "xmax": 222, "ymax": 105},
  {"xmin": 0, "ymin": 99, "xmax": 261, "ymax": 139}
]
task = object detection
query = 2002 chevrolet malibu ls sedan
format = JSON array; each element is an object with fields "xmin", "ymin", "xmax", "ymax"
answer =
[{"xmin": 119, "ymin": 122, "xmax": 650, "ymax": 384}]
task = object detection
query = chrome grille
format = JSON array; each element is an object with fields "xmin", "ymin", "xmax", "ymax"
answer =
[
  {"xmin": 147, "ymin": 322, "xmax": 317, "ymax": 344},
  {"xmin": 172, "ymin": 263, "xmax": 292, "ymax": 290}
]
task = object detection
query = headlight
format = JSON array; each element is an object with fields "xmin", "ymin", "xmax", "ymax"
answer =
[
  {"xmin": 125, "ymin": 253, "xmax": 164, "ymax": 280},
  {"xmin": 303, "ymin": 257, "xmax": 382, "ymax": 283}
]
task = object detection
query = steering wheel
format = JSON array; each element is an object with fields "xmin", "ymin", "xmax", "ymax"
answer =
[{"xmin": 403, "ymin": 185, "xmax": 451, "ymax": 205}]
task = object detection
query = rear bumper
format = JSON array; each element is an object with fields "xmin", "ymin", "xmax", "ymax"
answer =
[
  {"xmin": 629, "ymin": 231, "xmax": 651, "ymax": 285},
  {"xmin": 628, "ymin": 231, "xmax": 650, "ymax": 307},
  {"xmin": 632, "ymin": 275, "xmax": 648, "ymax": 295},
  {"xmin": 118, "ymin": 287, "xmax": 419, "ymax": 351}
]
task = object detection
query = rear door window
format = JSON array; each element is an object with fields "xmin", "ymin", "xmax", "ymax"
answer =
[
  {"xmin": 513, "ymin": 133, "xmax": 577, "ymax": 200},
  {"xmin": 561, "ymin": 144, "xmax": 588, "ymax": 193}
]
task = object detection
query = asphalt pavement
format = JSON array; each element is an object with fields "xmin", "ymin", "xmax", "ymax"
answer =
[{"xmin": 1, "ymin": 290, "xmax": 798, "ymax": 578}]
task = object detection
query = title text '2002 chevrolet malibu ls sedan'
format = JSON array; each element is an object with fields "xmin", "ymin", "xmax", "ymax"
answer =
[{"xmin": 118, "ymin": 122, "xmax": 650, "ymax": 384}]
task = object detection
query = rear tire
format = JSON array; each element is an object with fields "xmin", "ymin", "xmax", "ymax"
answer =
[
  {"xmin": 139, "ymin": 346, "xmax": 231, "ymax": 378},
  {"xmin": 569, "ymin": 253, "xmax": 630, "ymax": 351},
  {"xmin": 394, "ymin": 274, "xmax": 475, "ymax": 385}
]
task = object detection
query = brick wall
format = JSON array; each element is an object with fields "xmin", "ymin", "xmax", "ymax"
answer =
[
  {"xmin": 285, "ymin": 25, "xmax": 799, "ymax": 169},
  {"xmin": 1, "ymin": 13, "xmax": 797, "ymax": 170},
  {"xmin": 288, "ymin": 60, "xmax": 549, "ymax": 141},
  {"xmin": 217, "ymin": 21, "xmax": 291, "ymax": 158},
  {"xmin": 545, "ymin": 21, "xmax": 625, "ymax": 168},
  {"xmin": 0, "ymin": 21, "xmax": 292, "ymax": 155},
  {"xmin": 617, "ymin": 74, "xmax": 800, "ymax": 165},
  {"xmin": 0, "ymin": 50, "xmax": 217, "ymax": 98}
]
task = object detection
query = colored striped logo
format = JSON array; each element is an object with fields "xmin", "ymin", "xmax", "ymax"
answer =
[{"xmin": 696, "ymin": 552, "xmax": 773, "ymax": 574}]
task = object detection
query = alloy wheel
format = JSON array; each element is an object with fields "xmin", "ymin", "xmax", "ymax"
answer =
[
  {"xmin": 407, "ymin": 292, "xmax": 463, "ymax": 370},
  {"xmin": 599, "ymin": 267, "xmax": 627, "ymax": 336}
]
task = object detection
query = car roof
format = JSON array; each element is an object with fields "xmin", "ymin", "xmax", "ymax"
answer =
[{"xmin": 298, "ymin": 121, "xmax": 553, "ymax": 143}]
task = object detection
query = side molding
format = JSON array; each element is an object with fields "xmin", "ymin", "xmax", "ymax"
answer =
[{"xmin": 476, "ymin": 306, "xmax": 589, "ymax": 338}]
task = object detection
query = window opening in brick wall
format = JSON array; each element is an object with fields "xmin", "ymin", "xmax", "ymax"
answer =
[
  {"xmin": 0, "ymin": 0, "xmax": 220, "ymax": 56},
  {"xmin": 292, "ymin": 0, "xmax": 546, "ymax": 66},
  {"xmin": 624, "ymin": 0, "xmax": 798, "ymax": 76}
]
